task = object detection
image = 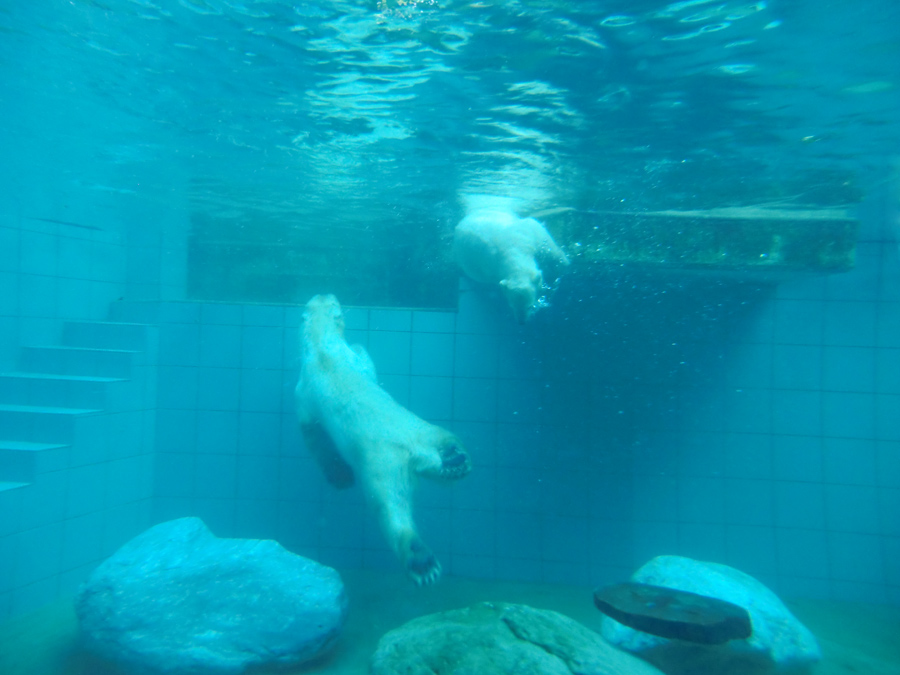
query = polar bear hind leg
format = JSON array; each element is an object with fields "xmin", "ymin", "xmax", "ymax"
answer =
[
  {"xmin": 404, "ymin": 533, "xmax": 441, "ymax": 586},
  {"xmin": 367, "ymin": 461, "xmax": 443, "ymax": 585}
]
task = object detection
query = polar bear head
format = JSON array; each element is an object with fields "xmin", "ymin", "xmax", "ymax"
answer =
[
  {"xmin": 303, "ymin": 294, "xmax": 345, "ymax": 342},
  {"xmin": 501, "ymin": 268, "xmax": 543, "ymax": 324}
]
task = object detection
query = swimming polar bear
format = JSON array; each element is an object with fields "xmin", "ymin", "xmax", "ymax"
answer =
[
  {"xmin": 453, "ymin": 208, "xmax": 570, "ymax": 323},
  {"xmin": 295, "ymin": 294, "xmax": 471, "ymax": 585}
]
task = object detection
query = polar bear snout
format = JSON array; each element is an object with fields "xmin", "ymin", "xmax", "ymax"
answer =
[
  {"xmin": 303, "ymin": 294, "xmax": 345, "ymax": 336},
  {"xmin": 305, "ymin": 294, "xmax": 343, "ymax": 319}
]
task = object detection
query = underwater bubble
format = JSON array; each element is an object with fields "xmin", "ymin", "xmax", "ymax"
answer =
[{"xmin": 601, "ymin": 15, "xmax": 637, "ymax": 28}]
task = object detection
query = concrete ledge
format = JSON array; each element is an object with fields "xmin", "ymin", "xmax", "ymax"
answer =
[{"xmin": 549, "ymin": 206, "xmax": 858, "ymax": 282}]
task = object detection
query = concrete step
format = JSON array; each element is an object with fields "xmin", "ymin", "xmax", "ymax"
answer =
[
  {"xmin": 0, "ymin": 403, "xmax": 102, "ymax": 445},
  {"xmin": 0, "ymin": 440, "xmax": 70, "ymax": 483},
  {"xmin": 108, "ymin": 301, "xmax": 162, "ymax": 323},
  {"xmin": 19, "ymin": 345, "xmax": 143, "ymax": 378},
  {"xmin": 0, "ymin": 372, "xmax": 128, "ymax": 410},
  {"xmin": 62, "ymin": 320, "xmax": 152, "ymax": 352}
]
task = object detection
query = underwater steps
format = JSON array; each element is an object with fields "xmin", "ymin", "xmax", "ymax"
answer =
[{"xmin": 0, "ymin": 318, "xmax": 156, "ymax": 492}]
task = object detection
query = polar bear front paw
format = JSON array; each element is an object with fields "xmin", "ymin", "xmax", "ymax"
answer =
[
  {"xmin": 438, "ymin": 443, "xmax": 471, "ymax": 480},
  {"xmin": 406, "ymin": 536, "xmax": 441, "ymax": 586}
]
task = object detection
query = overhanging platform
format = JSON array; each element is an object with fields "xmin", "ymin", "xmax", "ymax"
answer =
[{"xmin": 547, "ymin": 206, "xmax": 858, "ymax": 283}]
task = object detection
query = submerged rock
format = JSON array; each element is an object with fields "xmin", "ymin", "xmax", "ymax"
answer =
[
  {"xmin": 600, "ymin": 555, "xmax": 821, "ymax": 675},
  {"xmin": 370, "ymin": 601, "xmax": 664, "ymax": 675},
  {"xmin": 75, "ymin": 517, "xmax": 347, "ymax": 675}
]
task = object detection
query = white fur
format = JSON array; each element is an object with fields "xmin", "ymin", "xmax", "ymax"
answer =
[
  {"xmin": 295, "ymin": 295, "xmax": 470, "ymax": 585},
  {"xmin": 453, "ymin": 208, "xmax": 570, "ymax": 322}
]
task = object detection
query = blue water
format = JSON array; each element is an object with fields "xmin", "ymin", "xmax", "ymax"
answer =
[
  {"xmin": 3, "ymin": 0, "xmax": 897, "ymax": 226},
  {"xmin": 1, "ymin": 1, "xmax": 900, "ymax": 673}
]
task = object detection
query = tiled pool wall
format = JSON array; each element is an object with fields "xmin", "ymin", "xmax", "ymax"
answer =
[
  {"xmin": 1, "ymin": 190, "xmax": 898, "ymax": 622},
  {"xmin": 0, "ymin": 186, "xmax": 186, "ymax": 620},
  {"xmin": 633, "ymin": 233, "xmax": 900, "ymax": 605}
]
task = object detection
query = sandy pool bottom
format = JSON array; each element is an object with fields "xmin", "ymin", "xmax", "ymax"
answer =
[{"xmin": 1, "ymin": 570, "xmax": 898, "ymax": 675}]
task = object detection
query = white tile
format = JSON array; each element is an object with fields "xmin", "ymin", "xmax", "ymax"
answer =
[
  {"xmin": 824, "ymin": 301, "xmax": 878, "ymax": 347},
  {"xmin": 827, "ymin": 531, "xmax": 885, "ymax": 584},
  {"xmin": 454, "ymin": 333, "xmax": 498, "ymax": 378},
  {"xmin": 772, "ymin": 390, "xmax": 821, "ymax": 436},
  {"xmin": 773, "ymin": 344, "xmax": 821, "ymax": 390},
  {"xmin": 774, "ymin": 481, "xmax": 826, "ymax": 529},
  {"xmin": 677, "ymin": 522, "xmax": 727, "ymax": 562},
  {"xmin": 409, "ymin": 376, "xmax": 453, "ymax": 421},
  {"xmin": 725, "ymin": 524, "xmax": 777, "ymax": 576},
  {"xmin": 452, "ymin": 378, "xmax": 497, "ymax": 423},
  {"xmin": 822, "ymin": 392, "xmax": 876, "ymax": 438},
  {"xmin": 367, "ymin": 331, "xmax": 411, "ymax": 375},
  {"xmin": 369, "ymin": 309, "xmax": 411, "ymax": 332},
  {"xmin": 776, "ymin": 527, "xmax": 828, "ymax": 578},
  {"xmin": 61, "ymin": 511, "xmax": 105, "ymax": 570},
  {"xmin": 825, "ymin": 484, "xmax": 880, "ymax": 534},
  {"xmin": 822, "ymin": 346, "xmax": 875, "ymax": 392},
  {"xmin": 411, "ymin": 332, "xmax": 454, "ymax": 377},
  {"xmin": 14, "ymin": 522, "xmax": 63, "ymax": 587},
  {"xmin": 823, "ymin": 438, "xmax": 876, "ymax": 485}
]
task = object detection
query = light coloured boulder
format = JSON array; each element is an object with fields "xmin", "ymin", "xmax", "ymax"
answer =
[
  {"xmin": 370, "ymin": 601, "xmax": 665, "ymax": 675},
  {"xmin": 600, "ymin": 555, "xmax": 821, "ymax": 675},
  {"xmin": 75, "ymin": 517, "xmax": 347, "ymax": 675}
]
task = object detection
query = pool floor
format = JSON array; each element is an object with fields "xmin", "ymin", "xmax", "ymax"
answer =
[{"xmin": 1, "ymin": 570, "xmax": 898, "ymax": 675}]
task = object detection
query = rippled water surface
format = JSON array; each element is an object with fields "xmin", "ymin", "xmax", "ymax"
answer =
[{"xmin": 3, "ymin": 0, "xmax": 898, "ymax": 236}]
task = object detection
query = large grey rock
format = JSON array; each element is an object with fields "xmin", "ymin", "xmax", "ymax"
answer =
[
  {"xmin": 75, "ymin": 517, "xmax": 347, "ymax": 675},
  {"xmin": 600, "ymin": 556, "xmax": 821, "ymax": 675},
  {"xmin": 370, "ymin": 601, "xmax": 665, "ymax": 675}
]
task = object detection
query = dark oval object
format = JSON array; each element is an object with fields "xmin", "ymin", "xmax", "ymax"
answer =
[{"xmin": 594, "ymin": 582, "xmax": 752, "ymax": 645}]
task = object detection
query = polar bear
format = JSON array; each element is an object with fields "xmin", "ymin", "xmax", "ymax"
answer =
[
  {"xmin": 453, "ymin": 207, "xmax": 570, "ymax": 323},
  {"xmin": 295, "ymin": 294, "xmax": 471, "ymax": 585}
]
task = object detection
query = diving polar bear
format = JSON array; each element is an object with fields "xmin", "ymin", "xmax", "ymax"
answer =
[
  {"xmin": 295, "ymin": 294, "xmax": 471, "ymax": 585},
  {"xmin": 453, "ymin": 208, "xmax": 570, "ymax": 323}
]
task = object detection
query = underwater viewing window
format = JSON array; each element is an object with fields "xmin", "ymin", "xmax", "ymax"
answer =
[{"xmin": 187, "ymin": 209, "xmax": 458, "ymax": 309}]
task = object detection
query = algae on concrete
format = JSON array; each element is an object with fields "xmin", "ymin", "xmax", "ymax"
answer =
[{"xmin": 546, "ymin": 206, "xmax": 858, "ymax": 281}]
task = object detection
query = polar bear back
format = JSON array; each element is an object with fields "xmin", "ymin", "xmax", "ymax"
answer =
[
  {"xmin": 453, "ymin": 210, "xmax": 546, "ymax": 284},
  {"xmin": 297, "ymin": 296, "xmax": 431, "ymax": 467}
]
